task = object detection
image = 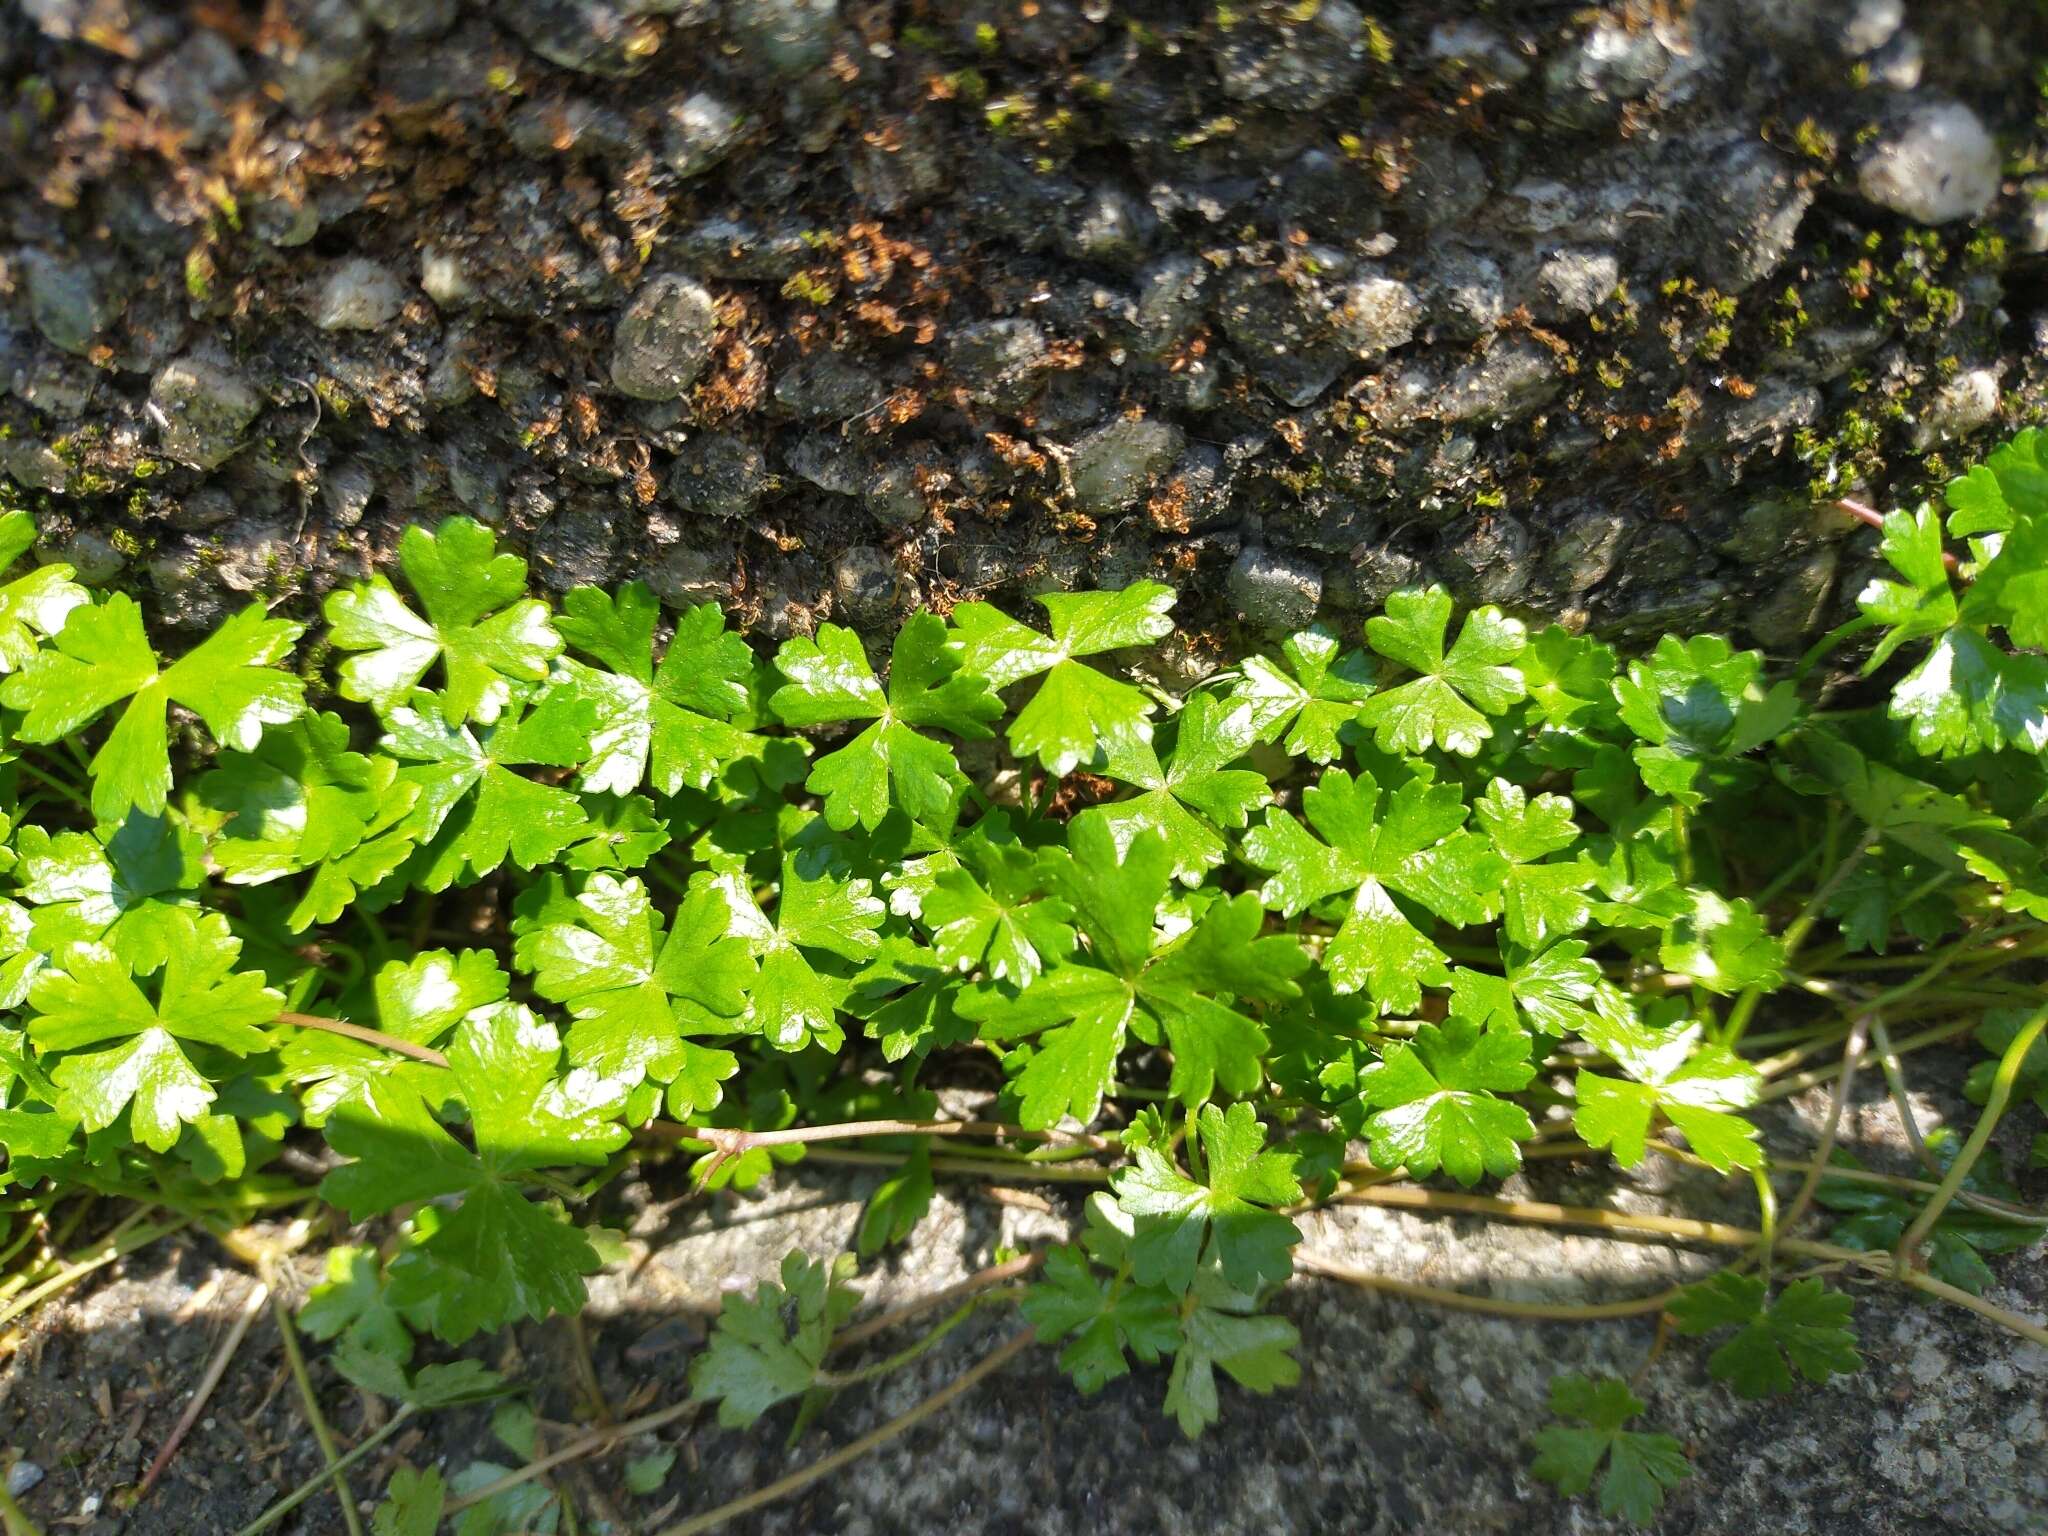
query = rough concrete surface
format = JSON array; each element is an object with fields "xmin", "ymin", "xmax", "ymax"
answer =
[
  {"xmin": 0, "ymin": 0, "xmax": 2045, "ymax": 650},
  {"xmin": 1, "ymin": 1050, "xmax": 2041, "ymax": 1535}
]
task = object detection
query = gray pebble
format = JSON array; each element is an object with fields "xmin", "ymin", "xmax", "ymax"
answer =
[
  {"xmin": 1435, "ymin": 511, "xmax": 1532, "ymax": 605},
  {"xmin": 864, "ymin": 459, "xmax": 929, "ymax": 527},
  {"xmin": 1540, "ymin": 508, "xmax": 1628, "ymax": 594},
  {"xmin": 361, "ymin": 0, "xmax": 456, "ymax": 37},
  {"xmin": 57, "ymin": 529, "xmax": 124, "ymax": 585},
  {"xmin": 1069, "ymin": 417, "xmax": 1184, "ymax": 517},
  {"xmin": 647, "ymin": 546, "xmax": 731, "ymax": 608},
  {"xmin": 728, "ymin": 0, "xmax": 839, "ymax": 79},
  {"xmin": 133, "ymin": 31, "xmax": 249, "ymax": 144},
  {"xmin": 264, "ymin": 0, "xmax": 372, "ymax": 114},
  {"xmin": 670, "ymin": 432, "xmax": 767, "ymax": 519},
  {"xmin": 1228, "ymin": 546, "xmax": 1323, "ymax": 632},
  {"xmin": 611, "ymin": 275, "xmax": 719, "ymax": 401},
  {"xmin": 20, "ymin": 250, "xmax": 108, "ymax": 357},
  {"xmin": 500, "ymin": 0, "xmax": 660, "ymax": 76},
  {"xmin": 662, "ymin": 92, "xmax": 745, "ymax": 178},
  {"xmin": 948, "ymin": 319, "xmax": 1048, "ymax": 412},
  {"xmin": 1533, "ymin": 249, "xmax": 1619, "ymax": 320},
  {"xmin": 149, "ymin": 356, "xmax": 263, "ymax": 470},
  {"xmin": 311, "ymin": 258, "xmax": 407, "ymax": 332},
  {"xmin": 833, "ymin": 545, "xmax": 898, "ymax": 624},
  {"xmin": 1913, "ymin": 367, "xmax": 1999, "ymax": 448},
  {"xmin": 1857, "ymin": 102, "xmax": 2001, "ymax": 225},
  {"xmin": 1337, "ymin": 275, "xmax": 1423, "ymax": 359},
  {"xmin": 774, "ymin": 352, "xmax": 883, "ymax": 420},
  {"xmin": 419, "ymin": 249, "xmax": 475, "ymax": 309}
]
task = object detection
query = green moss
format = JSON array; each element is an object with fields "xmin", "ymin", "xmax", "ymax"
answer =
[
  {"xmin": 1789, "ymin": 117, "xmax": 1838, "ymax": 164},
  {"xmin": 19, "ymin": 77, "xmax": 57, "ymax": 120},
  {"xmin": 312, "ymin": 377, "xmax": 353, "ymax": 418},
  {"xmin": 780, "ymin": 272, "xmax": 837, "ymax": 306},
  {"xmin": 1271, "ymin": 462, "xmax": 1326, "ymax": 496},
  {"xmin": 983, "ymin": 96, "xmax": 1028, "ymax": 135},
  {"xmin": 1964, "ymin": 232, "xmax": 2009, "ymax": 271},
  {"xmin": 1794, "ymin": 406, "xmax": 1887, "ymax": 498},
  {"xmin": 1768, "ymin": 284, "xmax": 1810, "ymax": 349},
  {"xmin": 1172, "ymin": 116, "xmax": 1239, "ymax": 152},
  {"xmin": 184, "ymin": 247, "xmax": 215, "ymax": 303},
  {"xmin": 208, "ymin": 184, "xmax": 242, "ymax": 234}
]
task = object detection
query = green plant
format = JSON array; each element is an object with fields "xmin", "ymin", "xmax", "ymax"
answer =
[{"xmin": 1, "ymin": 428, "xmax": 2046, "ymax": 1531}]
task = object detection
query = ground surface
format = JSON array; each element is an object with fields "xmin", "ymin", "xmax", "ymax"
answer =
[
  {"xmin": 4, "ymin": 1, "xmax": 2048, "ymax": 651},
  {"xmin": 2, "ymin": 1048, "xmax": 2042, "ymax": 1535}
]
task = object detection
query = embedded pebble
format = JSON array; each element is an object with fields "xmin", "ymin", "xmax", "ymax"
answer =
[
  {"xmin": 1228, "ymin": 546, "xmax": 1323, "ymax": 632},
  {"xmin": 1857, "ymin": 102, "xmax": 2002, "ymax": 225},
  {"xmin": 1068, "ymin": 418, "xmax": 1184, "ymax": 517},
  {"xmin": 611, "ymin": 275, "xmax": 719, "ymax": 400},
  {"xmin": 311, "ymin": 258, "xmax": 407, "ymax": 332}
]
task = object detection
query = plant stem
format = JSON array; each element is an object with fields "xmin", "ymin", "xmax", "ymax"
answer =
[
  {"xmin": 1756, "ymin": 1016, "xmax": 1978, "ymax": 1103},
  {"xmin": 1334, "ymin": 1184, "xmax": 1762, "ymax": 1248},
  {"xmin": 1644, "ymin": 1139, "xmax": 2043, "ymax": 1218},
  {"xmin": 1750, "ymin": 1164, "xmax": 1779, "ymax": 1287},
  {"xmin": 1892, "ymin": 1001, "xmax": 2048, "ymax": 1271},
  {"xmin": 0, "ymin": 1214, "xmax": 191, "ymax": 1331},
  {"xmin": 1793, "ymin": 613, "xmax": 1879, "ymax": 678},
  {"xmin": 441, "ymin": 1399, "xmax": 699, "ymax": 1517},
  {"xmin": 230, "ymin": 1406, "xmax": 418, "ymax": 1536},
  {"xmin": 565, "ymin": 1311, "xmax": 612, "ymax": 1425},
  {"xmin": 1777, "ymin": 1013, "xmax": 1872, "ymax": 1243},
  {"xmin": 833, "ymin": 1251, "xmax": 1046, "ymax": 1352},
  {"xmin": 798, "ymin": 1147, "xmax": 1115, "ymax": 1183},
  {"xmin": 267, "ymin": 1277, "xmax": 364, "ymax": 1536},
  {"xmin": 818, "ymin": 1297, "xmax": 987, "ymax": 1388},
  {"xmin": 656, "ymin": 1329, "xmax": 1037, "ymax": 1536},
  {"xmin": 140, "ymin": 1278, "xmax": 272, "ymax": 1497},
  {"xmin": 12, "ymin": 758, "xmax": 89, "ymax": 810},
  {"xmin": 1724, "ymin": 826, "xmax": 1877, "ymax": 1048},
  {"xmin": 1294, "ymin": 1253, "xmax": 1680, "ymax": 1321},
  {"xmin": 1332, "ymin": 1183, "xmax": 2048, "ymax": 1347},
  {"xmin": 0, "ymin": 1483, "xmax": 46, "ymax": 1536},
  {"xmin": 666, "ymin": 1117, "xmax": 1111, "ymax": 1158},
  {"xmin": 273, "ymin": 1011, "xmax": 449, "ymax": 1067},
  {"xmin": 1752, "ymin": 841, "xmax": 1825, "ymax": 909},
  {"xmin": 1859, "ymin": 1014, "xmax": 2048, "ymax": 1223}
]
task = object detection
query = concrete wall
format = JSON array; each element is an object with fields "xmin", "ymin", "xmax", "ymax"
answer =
[{"xmin": 3, "ymin": 0, "xmax": 2044, "ymax": 651}]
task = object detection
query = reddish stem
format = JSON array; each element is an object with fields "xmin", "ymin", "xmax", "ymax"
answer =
[{"xmin": 1837, "ymin": 498, "xmax": 1960, "ymax": 573}]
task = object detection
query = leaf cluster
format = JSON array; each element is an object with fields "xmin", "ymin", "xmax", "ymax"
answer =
[{"xmin": 0, "ymin": 439, "xmax": 2042, "ymax": 1502}]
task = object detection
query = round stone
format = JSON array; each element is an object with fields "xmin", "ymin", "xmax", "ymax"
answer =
[
  {"xmin": 1856, "ymin": 103, "xmax": 2000, "ymax": 225},
  {"xmin": 311, "ymin": 258, "xmax": 407, "ymax": 331},
  {"xmin": 1069, "ymin": 417, "xmax": 1185, "ymax": 517},
  {"xmin": 149, "ymin": 356, "xmax": 263, "ymax": 470},
  {"xmin": 610, "ymin": 275, "xmax": 719, "ymax": 400},
  {"xmin": 1228, "ymin": 546, "xmax": 1324, "ymax": 632}
]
